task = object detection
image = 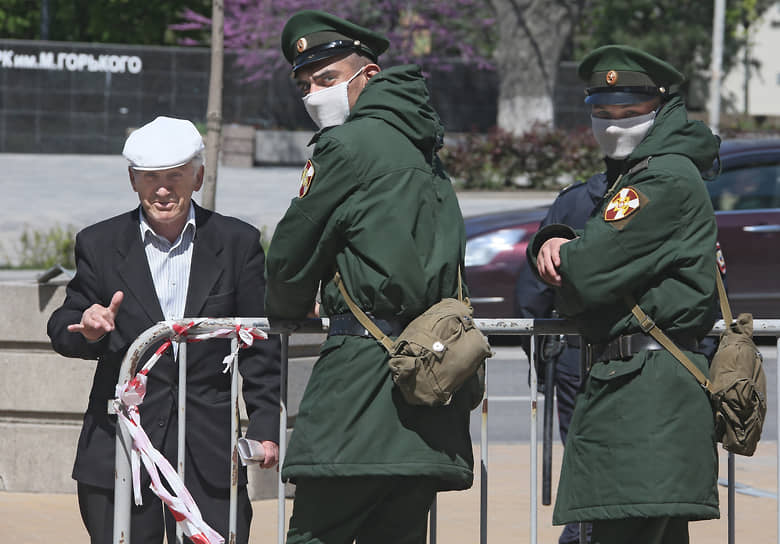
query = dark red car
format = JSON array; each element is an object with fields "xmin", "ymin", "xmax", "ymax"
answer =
[{"xmin": 465, "ymin": 138, "xmax": 780, "ymax": 319}]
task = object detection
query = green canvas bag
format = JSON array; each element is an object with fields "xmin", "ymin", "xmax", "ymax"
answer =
[
  {"xmin": 334, "ymin": 270, "xmax": 491, "ymax": 408},
  {"xmin": 630, "ymin": 267, "xmax": 767, "ymax": 456}
]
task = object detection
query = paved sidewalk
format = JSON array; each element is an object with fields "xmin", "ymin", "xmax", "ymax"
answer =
[
  {"xmin": 1, "ymin": 153, "xmax": 558, "ymax": 265},
  {"xmin": 2, "ymin": 442, "xmax": 776, "ymax": 543}
]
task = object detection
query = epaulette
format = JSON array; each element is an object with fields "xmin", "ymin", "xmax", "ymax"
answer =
[
  {"xmin": 557, "ymin": 181, "xmax": 587, "ymax": 197},
  {"xmin": 626, "ymin": 156, "xmax": 652, "ymax": 176}
]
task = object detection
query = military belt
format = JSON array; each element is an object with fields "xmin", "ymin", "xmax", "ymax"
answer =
[
  {"xmin": 592, "ymin": 333, "xmax": 698, "ymax": 363},
  {"xmin": 327, "ymin": 313, "xmax": 406, "ymax": 338}
]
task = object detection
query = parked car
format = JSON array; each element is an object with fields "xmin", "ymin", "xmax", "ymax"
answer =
[{"xmin": 465, "ymin": 138, "xmax": 780, "ymax": 319}]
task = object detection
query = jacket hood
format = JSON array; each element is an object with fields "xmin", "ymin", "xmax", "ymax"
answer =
[
  {"xmin": 348, "ymin": 64, "xmax": 444, "ymax": 156},
  {"xmin": 630, "ymin": 95, "xmax": 720, "ymax": 173}
]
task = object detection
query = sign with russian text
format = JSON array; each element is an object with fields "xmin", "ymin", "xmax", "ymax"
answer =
[{"xmin": 0, "ymin": 49, "xmax": 142, "ymax": 74}]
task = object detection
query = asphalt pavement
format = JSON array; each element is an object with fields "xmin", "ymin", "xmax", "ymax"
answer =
[
  {"xmin": 2, "ymin": 440, "xmax": 778, "ymax": 543},
  {"xmin": 0, "ymin": 153, "xmax": 557, "ymax": 265}
]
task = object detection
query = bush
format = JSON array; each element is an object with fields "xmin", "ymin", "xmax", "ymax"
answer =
[
  {"xmin": 441, "ymin": 123, "xmax": 603, "ymax": 190},
  {"xmin": 1, "ymin": 225, "xmax": 77, "ymax": 269}
]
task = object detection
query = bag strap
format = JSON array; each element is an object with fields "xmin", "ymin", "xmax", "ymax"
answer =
[
  {"xmin": 626, "ymin": 265, "xmax": 730, "ymax": 394},
  {"xmin": 714, "ymin": 265, "xmax": 733, "ymax": 325},
  {"xmin": 457, "ymin": 267, "xmax": 464, "ymax": 303},
  {"xmin": 333, "ymin": 271, "xmax": 395, "ymax": 353},
  {"xmin": 628, "ymin": 300, "xmax": 713, "ymax": 393},
  {"xmin": 332, "ymin": 267, "xmax": 465, "ymax": 353}
]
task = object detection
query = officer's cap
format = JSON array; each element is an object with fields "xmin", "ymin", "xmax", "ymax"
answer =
[
  {"xmin": 123, "ymin": 116, "xmax": 205, "ymax": 171},
  {"xmin": 578, "ymin": 45, "xmax": 684, "ymax": 105},
  {"xmin": 281, "ymin": 10, "xmax": 389, "ymax": 73}
]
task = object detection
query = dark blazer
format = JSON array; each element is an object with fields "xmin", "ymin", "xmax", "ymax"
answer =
[{"xmin": 48, "ymin": 203, "xmax": 280, "ymax": 490}]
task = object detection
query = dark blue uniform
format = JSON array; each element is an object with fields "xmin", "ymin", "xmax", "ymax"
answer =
[
  {"xmin": 517, "ymin": 172, "xmax": 608, "ymax": 383},
  {"xmin": 516, "ymin": 173, "xmax": 607, "ymax": 544}
]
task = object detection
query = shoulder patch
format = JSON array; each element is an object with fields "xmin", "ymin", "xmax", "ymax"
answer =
[
  {"xmin": 716, "ymin": 241, "xmax": 727, "ymax": 275},
  {"xmin": 299, "ymin": 159, "xmax": 315, "ymax": 198},
  {"xmin": 604, "ymin": 186, "xmax": 641, "ymax": 222}
]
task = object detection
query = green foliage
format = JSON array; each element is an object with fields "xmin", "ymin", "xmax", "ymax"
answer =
[
  {"xmin": 441, "ymin": 124, "xmax": 603, "ymax": 190},
  {"xmin": 0, "ymin": 0, "xmax": 35, "ymax": 38},
  {"xmin": 3, "ymin": 225, "xmax": 77, "ymax": 270},
  {"xmin": 573, "ymin": 0, "xmax": 775, "ymax": 99},
  {"xmin": 0, "ymin": 0, "xmax": 210, "ymax": 44}
]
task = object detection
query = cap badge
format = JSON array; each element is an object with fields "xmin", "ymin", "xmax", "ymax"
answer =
[
  {"xmin": 604, "ymin": 187, "xmax": 640, "ymax": 221},
  {"xmin": 296, "ymin": 37, "xmax": 308, "ymax": 53},
  {"xmin": 606, "ymin": 70, "xmax": 618, "ymax": 86},
  {"xmin": 299, "ymin": 159, "xmax": 315, "ymax": 198}
]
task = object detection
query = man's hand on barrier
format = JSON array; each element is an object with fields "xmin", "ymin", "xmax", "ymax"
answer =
[
  {"xmin": 260, "ymin": 440, "xmax": 280, "ymax": 469},
  {"xmin": 537, "ymin": 238, "xmax": 570, "ymax": 287},
  {"xmin": 68, "ymin": 290, "xmax": 124, "ymax": 342},
  {"xmin": 238, "ymin": 438, "xmax": 279, "ymax": 469}
]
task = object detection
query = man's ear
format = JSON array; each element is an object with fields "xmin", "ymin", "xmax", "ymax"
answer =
[
  {"xmin": 364, "ymin": 63, "xmax": 380, "ymax": 80},
  {"xmin": 128, "ymin": 166, "xmax": 138, "ymax": 192},
  {"xmin": 194, "ymin": 164, "xmax": 205, "ymax": 191}
]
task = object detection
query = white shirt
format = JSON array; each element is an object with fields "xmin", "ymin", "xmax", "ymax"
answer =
[{"xmin": 139, "ymin": 204, "xmax": 196, "ymax": 322}]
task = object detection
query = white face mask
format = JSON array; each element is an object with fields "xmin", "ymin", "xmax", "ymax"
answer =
[
  {"xmin": 302, "ymin": 67, "xmax": 365, "ymax": 129},
  {"xmin": 591, "ymin": 110, "xmax": 656, "ymax": 159}
]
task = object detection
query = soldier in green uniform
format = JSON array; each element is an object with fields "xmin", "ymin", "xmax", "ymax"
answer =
[
  {"xmin": 528, "ymin": 45, "xmax": 721, "ymax": 543},
  {"xmin": 265, "ymin": 10, "xmax": 478, "ymax": 544}
]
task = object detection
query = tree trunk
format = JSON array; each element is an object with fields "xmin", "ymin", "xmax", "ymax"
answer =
[
  {"xmin": 489, "ymin": 0, "xmax": 584, "ymax": 134},
  {"xmin": 202, "ymin": 0, "xmax": 224, "ymax": 211}
]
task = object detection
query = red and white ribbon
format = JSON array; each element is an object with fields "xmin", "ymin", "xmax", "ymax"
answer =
[{"xmin": 112, "ymin": 321, "xmax": 268, "ymax": 544}]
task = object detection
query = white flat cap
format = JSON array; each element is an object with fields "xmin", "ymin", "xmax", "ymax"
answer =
[{"xmin": 123, "ymin": 116, "xmax": 205, "ymax": 171}]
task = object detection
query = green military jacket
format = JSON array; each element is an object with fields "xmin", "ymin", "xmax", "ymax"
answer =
[
  {"xmin": 265, "ymin": 65, "xmax": 475, "ymax": 490},
  {"xmin": 528, "ymin": 96, "xmax": 721, "ymax": 522}
]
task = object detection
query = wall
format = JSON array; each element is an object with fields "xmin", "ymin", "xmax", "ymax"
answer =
[
  {"xmin": 0, "ymin": 270, "xmax": 317, "ymax": 499},
  {"xmin": 0, "ymin": 39, "xmax": 591, "ymax": 156},
  {"xmin": 722, "ymin": 2, "xmax": 780, "ymax": 117}
]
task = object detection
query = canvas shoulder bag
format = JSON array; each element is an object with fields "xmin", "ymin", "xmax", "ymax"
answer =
[
  {"xmin": 629, "ymin": 267, "xmax": 767, "ymax": 456},
  {"xmin": 333, "ymin": 269, "xmax": 492, "ymax": 408}
]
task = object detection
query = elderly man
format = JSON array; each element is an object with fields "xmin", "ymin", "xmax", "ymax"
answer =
[
  {"xmin": 528, "ymin": 45, "xmax": 721, "ymax": 544},
  {"xmin": 47, "ymin": 116, "xmax": 280, "ymax": 544},
  {"xmin": 264, "ymin": 10, "xmax": 480, "ymax": 544}
]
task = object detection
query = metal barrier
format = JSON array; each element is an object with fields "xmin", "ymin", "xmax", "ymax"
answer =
[{"xmin": 112, "ymin": 317, "xmax": 780, "ymax": 544}]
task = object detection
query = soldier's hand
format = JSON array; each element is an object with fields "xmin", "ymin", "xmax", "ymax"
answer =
[
  {"xmin": 537, "ymin": 238, "xmax": 570, "ymax": 287},
  {"xmin": 260, "ymin": 440, "xmax": 280, "ymax": 469},
  {"xmin": 67, "ymin": 290, "xmax": 124, "ymax": 342}
]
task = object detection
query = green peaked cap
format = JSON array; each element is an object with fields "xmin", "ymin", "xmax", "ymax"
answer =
[
  {"xmin": 281, "ymin": 10, "xmax": 390, "ymax": 72},
  {"xmin": 577, "ymin": 44, "xmax": 684, "ymax": 105}
]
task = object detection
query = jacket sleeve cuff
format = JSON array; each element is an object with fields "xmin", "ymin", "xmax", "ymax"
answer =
[{"xmin": 529, "ymin": 223, "xmax": 578, "ymax": 261}]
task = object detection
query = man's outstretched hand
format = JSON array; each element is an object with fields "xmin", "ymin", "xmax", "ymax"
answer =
[{"xmin": 68, "ymin": 290, "xmax": 124, "ymax": 341}]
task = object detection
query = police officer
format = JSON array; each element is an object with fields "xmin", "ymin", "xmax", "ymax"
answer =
[
  {"xmin": 265, "ymin": 10, "xmax": 477, "ymax": 544},
  {"xmin": 528, "ymin": 45, "xmax": 721, "ymax": 543},
  {"xmin": 516, "ymin": 175, "xmax": 604, "ymax": 544}
]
